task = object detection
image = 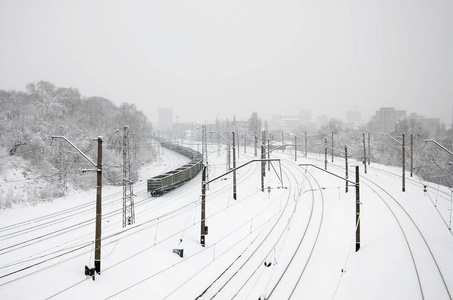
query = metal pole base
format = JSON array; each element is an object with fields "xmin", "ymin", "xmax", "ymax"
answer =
[
  {"xmin": 355, "ymin": 243, "xmax": 360, "ymax": 252},
  {"xmin": 95, "ymin": 260, "xmax": 101, "ymax": 274}
]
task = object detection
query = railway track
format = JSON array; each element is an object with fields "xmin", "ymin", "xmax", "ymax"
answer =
[
  {"xmin": 306, "ymin": 155, "xmax": 452, "ymax": 299},
  {"xmin": 188, "ymin": 155, "xmax": 322, "ymax": 299},
  {"xmin": 190, "ymin": 161, "xmax": 295, "ymax": 299},
  {"xmin": 264, "ymin": 159, "xmax": 325, "ymax": 299},
  {"xmin": 0, "ymin": 145, "xmax": 192, "ymax": 285}
]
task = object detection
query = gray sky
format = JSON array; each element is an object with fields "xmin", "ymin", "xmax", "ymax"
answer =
[{"xmin": 1, "ymin": 0, "xmax": 452, "ymax": 125}]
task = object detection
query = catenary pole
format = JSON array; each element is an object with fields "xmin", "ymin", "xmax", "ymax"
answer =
[
  {"xmin": 356, "ymin": 165, "xmax": 360, "ymax": 252},
  {"xmin": 200, "ymin": 166, "xmax": 207, "ymax": 246},
  {"xmin": 95, "ymin": 137, "xmax": 102, "ymax": 273},
  {"xmin": 232, "ymin": 131, "xmax": 237, "ymax": 200},
  {"xmin": 345, "ymin": 145, "xmax": 349, "ymax": 193},
  {"xmin": 402, "ymin": 133, "xmax": 406, "ymax": 192},
  {"xmin": 410, "ymin": 133, "xmax": 413, "ymax": 177}
]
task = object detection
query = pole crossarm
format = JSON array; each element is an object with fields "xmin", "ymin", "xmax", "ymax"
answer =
[
  {"xmin": 51, "ymin": 135, "xmax": 98, "ymax": 167},
  {"xmin": 315, "ymin": 144, "xmax": 348, "ymax": 156},
  {"xmin": 209, "ymin": 131, "xmax": 232, "ymax": 145},
  {"xmin": 381, "ymin": 133, "xmax": 402, "ymax": 145},
  {"xmin": 267, "ymin": 144, "xmax": 299, "ymax": 155},
  {"xmin": 206, "ymin": 159, "xmax": 282, "ymax": 185},
  {"xmin": 299, "ymin": 163, "xmax": 357, "ymax": 186},
  {"xmin": 422, "ymin": 139, "xmax": 453, "ymax": 156}
]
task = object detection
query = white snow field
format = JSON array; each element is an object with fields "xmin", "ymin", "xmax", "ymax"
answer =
[{"xmin": 0, "ymin": 143, "xmax": 452, "ymax": 300}]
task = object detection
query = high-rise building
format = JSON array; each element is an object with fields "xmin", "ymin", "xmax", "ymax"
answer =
[{"xmin": 372, "ymin": 107, "xmax": 406, "ymax": 133}]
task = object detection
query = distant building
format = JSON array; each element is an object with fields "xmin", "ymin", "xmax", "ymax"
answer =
[
  {"xmin": 372, "ymin": 107, "xmax": 406, "ymax": 133},
  {"xmin": 299, "ymin": 110, "xmax": 312, "ymax": 126},
  {"xmin": 346, "ymin": 110, "xmax": 361, "ymax": 124},
  {"xmin": 158, "ymin": 107, "xmax": 173, "ymax": 132},
  {"xmin": 407, "ymin": 113, "xmax": 440, "ymax": 132},
  {"xmin": 317, "ymin": 115, "xmax": 329, "ymax": 127},
  {"xmin": 270, "ymin": 114, "xmax": 300, "ymax": 130}
]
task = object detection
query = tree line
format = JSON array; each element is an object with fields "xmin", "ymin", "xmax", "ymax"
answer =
[{"xmin": 0, "ymin": 81, "xmax": 154, "ymax": 207}]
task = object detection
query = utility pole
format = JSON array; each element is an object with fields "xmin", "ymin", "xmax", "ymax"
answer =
[
  {"xmin": 244, "ymin": 133, "xmax": 246, "ymax": 154},
  {"xmin": 52, "ymin": 135, "xmax": 103, "ymax": 274},
  {"xmin": 200, "ymin": 166, "xmax": 208, "ymax": 246},
  {"xmin": 355, "ymin": 165, "xmax": 360, "ymax": 252},
  {"xmin": 232, "ymin": 131, "xmax": 237, "ymax": 200},
  {"xmin": 363, "ymin": 132, "xmax": 367, "ymax": 174},
  {"xmin": 295, "ymin": 135, "xmax": 297, "ymax": 161},
  {"xmin": 95, "ymin": 137, "xmax": 102, "ymax": 273},
  {"xmin": 410, "ymin": 133, "xmax": 413, "ymax": 177},
  {"xmin": 345, "ymin": 145, "xmax": 349, "ymax": 193},
  {"xmin": 324, "ymin": 137, "xmax": 328, "ymax": 170},
  {"xmin": 402, "ymin": 133, "xmax": 406, "ymax": 192},
  {"xmin": 122, "ymin": 126, "xmax": 135, "ymax": 227}
]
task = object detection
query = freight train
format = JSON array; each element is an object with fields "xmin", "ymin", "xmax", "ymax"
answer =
[{"xmin": 147, "ymin": 140, "xmax": 203, "ymax": 196}]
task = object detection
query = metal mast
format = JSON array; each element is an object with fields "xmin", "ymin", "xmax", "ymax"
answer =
[
  {"xmin": 123, "ymin": 125, "xmax": 135, "ymax": 227},
  {"xmin": 202, "ymin": 125, "xmax": 209, "ymax": 184}
]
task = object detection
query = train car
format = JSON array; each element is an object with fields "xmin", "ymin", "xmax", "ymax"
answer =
[{"xmin": 147, "ymin": 140, "xmax": 203, "ymax": 196}]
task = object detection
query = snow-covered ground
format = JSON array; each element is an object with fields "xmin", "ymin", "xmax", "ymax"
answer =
[{"xmin": 0, "ymin": 143, "xmax": 452, "ymax": 300}]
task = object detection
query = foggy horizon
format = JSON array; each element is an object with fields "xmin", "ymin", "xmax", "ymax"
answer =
[{"xmin": 1, "ymin": 0, "xmax": 452, "ymax": 125}]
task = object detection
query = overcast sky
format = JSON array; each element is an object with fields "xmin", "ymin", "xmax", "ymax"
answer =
[{"xmin": 1, "ymin": 0, "xmax": 452, "ymax": 125}]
